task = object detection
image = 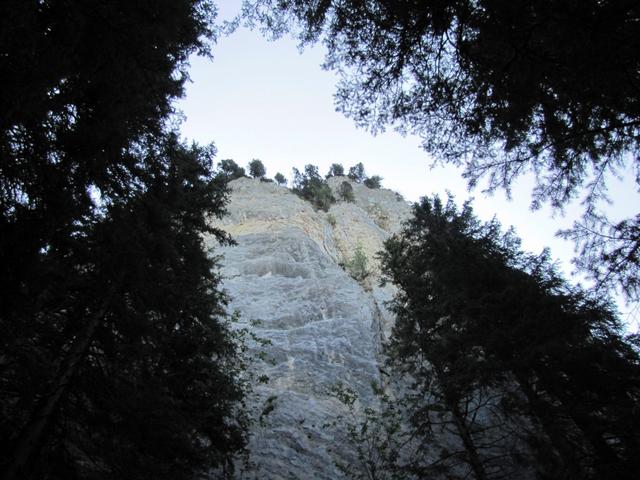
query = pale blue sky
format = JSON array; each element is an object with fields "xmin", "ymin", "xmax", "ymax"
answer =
[{"xmin": 176, "ymin": 1, "xmax": 639, "ymax": 327}]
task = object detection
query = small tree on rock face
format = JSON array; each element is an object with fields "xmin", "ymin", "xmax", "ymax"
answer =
[
  {"xmin": 248, "ymin": 159, "xmax": 266, "ymax": 179},
  {"xmin": 274, "ymin": 172, "xmax": 287, "ymax": 186},
  {"xmin": 364, "ymin": 175, "xmax": 383, "ymax": 189},
  {"xmin": 338, "ymin": 181, "xmax": 355, "ymax": 202},
  {"xmin": 291, "ymin": 164, "xmax": 335, "ymax": 211},
  {"xmin": 218, "ymin": 159, "xmax": 246, "ymax": 180},
  {"xmin": 348, "ymin": 162, "xmax": 366, "ymax": 183},
  {"xmin": 347, "ymin": 243, "xmax": 370, "ymax": 282},
  {"xmin": 326, "ymin": 163, "xmax": 345, "ymax": 178}
]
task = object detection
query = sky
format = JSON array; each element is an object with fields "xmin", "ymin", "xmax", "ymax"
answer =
[{"xmin": 176, "ymin": 1, "xmax": 639, "ymax": 328}]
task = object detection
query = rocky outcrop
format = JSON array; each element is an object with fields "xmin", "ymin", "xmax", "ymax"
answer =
[{"xmin": 206, "ymin": 177, "xmax": 411, "ymax": 479}]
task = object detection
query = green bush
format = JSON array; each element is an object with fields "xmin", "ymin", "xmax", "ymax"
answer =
[
  {"xmin": 326, "ymin": 163, "xmax": 345, "ymax": 178},
  {"xmin": 248, "ymin": 158, "xmax": 266, "ymax": 178},
  {"xmin": 218, "ymin": 159, "xmax": 246, "ymax": 180},
  {"xmin": 363, "ymin": 175, "xmax": 383, "ymax": 189},
  {"xmin": 291, "ymin": 164, "xmax": 336, "ymax": 212},
  {"xmin": 347, "ymin": 243, "xmax": 370, "ymax": 282},
  {"xmin": 274, "ymin": 172, "xmax": 287, "ymax": 186}
]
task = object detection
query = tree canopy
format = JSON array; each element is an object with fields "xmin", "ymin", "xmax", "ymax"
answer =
[
  {"xmin": 380, "ymin": 195, "xmax": 640, "ymax": 479},
  {"xmin": 1, "ymin": 2, "xmax": 247, "ymax": 478},
  {"xmin": 244, "ymin": 0, "xmax": 640, "ymax": 300},
  {"xmin": 291, "ymin": 164, "xmax": 335, "ymax": 211},
  {"xmin": 326, "ymin": 163, "xmax": 345, "ymax": 178},
  {"xmin": 248, "ymin": 158, "xmax": 267, "ymax": 178},
  {"xmin": 218, "ymin": 158, "xmax": 247, "ymax": 180},
  {"xmin": 274, "ymin": 172, "xmax": 288, "ymax": 186}
]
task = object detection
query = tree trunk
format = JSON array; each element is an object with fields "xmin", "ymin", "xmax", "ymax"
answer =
[
  {"xmin": 448, "ymin": 399, "xmax": 490, "ymax": 480},
  {"xmin": 1, "ymin": 299, "xmax": 111, "ymax": 480},
  {"xmin": 514, "ymin": 371, "xmax": 587, "ymax": 479}
]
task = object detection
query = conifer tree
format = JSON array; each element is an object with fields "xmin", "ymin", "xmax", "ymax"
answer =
[
  {"xmin": 1, "ymin": 2, "xmax": 248, "ymax": 478},
  {"xmin": 380, "ymin": 195, "xmax": 640, "ymax": 480}
]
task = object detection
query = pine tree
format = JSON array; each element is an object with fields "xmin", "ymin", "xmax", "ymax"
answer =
[
  {"xmin": 1, "ymin": 133, "xmax": 247, "ymax": 480},
  {"xmin": 380, "ymin": 195, "xmax": 640, "ymax": 479},
  {"xmin": 1, "ymin": 2, "xmax": 248, "ymax": 478}
]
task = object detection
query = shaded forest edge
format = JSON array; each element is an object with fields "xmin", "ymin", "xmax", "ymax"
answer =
[{"xmin": 1, "ymin": 1, "xmax": 639, "ymax": 480}]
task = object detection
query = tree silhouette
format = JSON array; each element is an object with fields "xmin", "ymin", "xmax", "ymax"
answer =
[
  {"xmin": 1, "ymin": 2, "xmax": 247, "ymax": 478},
  {"xmin": 246, "ymin": 0, "xmax": 640, "ymax": 300},
  {"xmin": 380, "ymin": 195, "xmax": 640, "ymax": 479},
  {"xmin": 248, "ymin": 158, "xmax": 267, "ymax": 178}
]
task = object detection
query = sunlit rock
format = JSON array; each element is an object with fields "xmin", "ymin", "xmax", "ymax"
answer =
[{"xmin": 207, "ymin": 177, "xmax": 410, "ymax": 479}]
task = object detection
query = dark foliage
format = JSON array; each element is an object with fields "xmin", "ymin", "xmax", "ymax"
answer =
[
  {"xmin": 326, "ymin": 163, "xmax": 345, "ymax": 178},
  {"xmin": 248, "ymin": 158, "xmax": 266, "ymax": 178},
  {"xmin": 1, "ymin": 2, "xmax": 247, "ymax": 478},
  {"xmin": 274, "ymin": 172, "xmax": 287, "ymax": 186},
  {"xmin": 337, "ymin": 180, "xmax": 355, "ymax": 202},
  {"xmin": 363, "ymin": 175, "xmax": 382, "ymax": 189},
  {"xmin": 291, "ymin": 164, "xmax": 335, "ymax": 211},
  {"xmin": 245, "ymin": 0, "xmax": 640, "ymax": 300},
  {"xmin": 347, "ymin": 162, "xmax": 366, "ymax": 183},
  {"xmin": 218, "ymin": 158, "xmax": 246, "ymax": 180},
  {"xmin": 380, "ymin": 195, "xmax": 640, "ymax": 479}
]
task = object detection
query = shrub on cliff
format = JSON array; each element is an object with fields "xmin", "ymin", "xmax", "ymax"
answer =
[
  {"xmin": 274, "ymin": 172, "xmax": 287, "ymax": 186},
  {"xmin": 218, "ymin": 159, "xmax": 246, "ymax": 180},
  {"xmin": 291, "ymin": 164, "xmax": 335, "ymax": 212},
  {"xmin": 363, "ymin": 175, "xmax": 383, "ymax": 189},
  {"xmin": 326, "ymin": 163, "xmax": 345, "ymax": 178},
  {"xmin": 347, "ymin": 243, "xmax": 370, "ymax": 282},
  {"xmin": 248, "ymin": 158, "xmax": 267, "ymax": 179}
]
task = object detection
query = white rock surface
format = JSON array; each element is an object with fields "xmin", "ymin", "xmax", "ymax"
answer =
[{"xmin": 207, "ymin": 178, "xmax": 411, "ymax": 479}]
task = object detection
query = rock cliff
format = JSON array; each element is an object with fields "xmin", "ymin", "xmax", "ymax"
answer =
[{"xmin": 206, "ymin": 177, "xmax": 411, "ymax": 479}]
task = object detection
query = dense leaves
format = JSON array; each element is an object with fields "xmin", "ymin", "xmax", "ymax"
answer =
[
  {"xmin": 1, "ymin": 2, "xmax": 247, "ymax": 478},
  {"xmin": 274, "ymin": 172, "xmax": 287, "ymax": 186},
  {"xmin": 337, "ymin": 180, "xmax": 355, "ymax": 202},
  {"xmin": 363, "ymin": 175, "xmax": 383, "ymax": 189},
  {"xmin": 380, "ymin": 196, "xmax": 640, "ymax": 479},
  {"xmin": 347, "ymin": 162, "xmax": 366, "ymax": 183},
  {"xmin": 326, "ymin": 163, "xmax": 345, "ymax": 178},
  {"xmin": 291, "ymin": 164, "xmax": 335, "ymax": 211},
  {"xmin": 218, "ymin": 159, "xmax": 247, "ymax": 180},
  {"xmin": 248, "ymin": 158, "xmax": 267, "ymax": 179},
  {"xmin": 245, "ymin": 0, "xmax": 640, "ymax": 300}
]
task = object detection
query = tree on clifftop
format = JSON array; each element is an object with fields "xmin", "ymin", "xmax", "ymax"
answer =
[
  {"xmin": 219, "ymin": 158, "xmax": 247, "ymax": 180},
  {"xmin": 292, "ymin": 164, "xmax": 335, "ymax": 211},
  {"xmin": 245, "ymin": 0, "xmax": 640, "ymax": 300},
  {"xmin": 248, "ymin": 158, "xmax": 267, "ymax": 178},
  {"xmin": 326, "ymin": 163, "xmax": 345, "ymax": 178}
]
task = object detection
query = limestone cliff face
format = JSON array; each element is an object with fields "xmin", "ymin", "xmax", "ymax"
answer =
[{"xmin": 206, "ymin": 177, "xmax": 411, "ymax": 479}]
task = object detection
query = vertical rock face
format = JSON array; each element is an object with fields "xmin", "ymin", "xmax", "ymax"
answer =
[{"xmin": 207, "ymin": 178, "xmax": 410, "ymax": 479}]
